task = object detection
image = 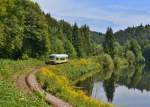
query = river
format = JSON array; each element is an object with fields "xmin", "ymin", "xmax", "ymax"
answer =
[{"xmin": 77, "ymin": 64, "xmax": 150, "ymax": 107}]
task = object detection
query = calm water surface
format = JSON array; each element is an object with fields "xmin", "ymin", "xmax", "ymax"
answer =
[{"xmin": 77, "ymin": 64, "xmax": 150, "ymax": 107}]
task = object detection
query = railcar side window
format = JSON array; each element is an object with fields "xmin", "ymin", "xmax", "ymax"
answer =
[{"xmin": 60, "ymin": 58, "xmax": 65, "ymax": 60}]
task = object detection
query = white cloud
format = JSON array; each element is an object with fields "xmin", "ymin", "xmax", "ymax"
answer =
[
  {"xmin": 33, "ymin": 0, "xmax": 72, "ymax": 13},
  {"xmin": 33, "ymin": 0, "xmax": 150, "ymax": 32},
  {"xmin": 51, "ymin": 5, "xmax": 150, "ymax": 26}
]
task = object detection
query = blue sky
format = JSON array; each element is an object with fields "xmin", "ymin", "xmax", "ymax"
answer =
[{"xmin": 32, "ymin": 0, "xmax": 150, "ymax": 32}]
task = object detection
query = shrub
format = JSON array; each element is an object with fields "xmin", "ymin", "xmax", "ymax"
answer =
[{"xmin": 21, "ymin": 53, "xmax": 29, "ymax": 60}]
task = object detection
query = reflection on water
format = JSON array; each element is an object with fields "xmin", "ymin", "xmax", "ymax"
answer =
[
  {"xmin": 92, "ymin": 82, "xmax": 150, "ymax": 107},
  {"xmin": 77, "ymin": 64, "xmax": 150, "ymax": 107}
]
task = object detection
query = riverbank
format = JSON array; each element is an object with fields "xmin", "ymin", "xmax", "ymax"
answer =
[
  {"xmin": 36, "ymin": 58, "xmax": 113, "ymax": 107},
  {"xmin": 0, "ymin": 58, "xmax": 113, "ymax": 107}
]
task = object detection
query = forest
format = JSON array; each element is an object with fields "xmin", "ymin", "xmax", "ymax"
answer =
[{"xmin": 0, "ymin": 0, "xmax": 146, "ymax": 67}]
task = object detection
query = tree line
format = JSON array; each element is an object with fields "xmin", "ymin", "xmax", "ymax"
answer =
[{"xmin": 98, "ymin": 27, "xmax": 145, "ymax": 73}]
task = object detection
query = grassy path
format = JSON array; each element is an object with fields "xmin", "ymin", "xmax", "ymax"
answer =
[
  {"xmin": 16, "ymin": 67, "xmax": 72, "ymax": 107},
  {"xmin": 0, "ymin": 59, "xmax": 49, "ymax": 107}
]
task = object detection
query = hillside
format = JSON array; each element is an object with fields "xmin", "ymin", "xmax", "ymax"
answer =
[
  {"xmin": 115, "ymin": 25, "xmax": 150, "ymax": 47},
  {"xmin": 91, "ymin": 25, "xmax": 150, "ymax": 47},
  {"xmin": 90, "ymin": 25, "xmax": 150, "ymax": 62},
  {"xmin": 90, "ymin": 31, "xmax": 104, "ymax": 44},
  {"xmin": 0, "ymin": 0, "xmax": 95, "ymax": 59},
  {"xmin": 114, "ymin": 25, "xmax": 150, "ymax": 62}
]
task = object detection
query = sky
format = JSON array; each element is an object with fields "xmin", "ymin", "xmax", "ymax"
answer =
[{"xmin": 32, "ymin": 0, "xmax": 150, "ymax": 33}]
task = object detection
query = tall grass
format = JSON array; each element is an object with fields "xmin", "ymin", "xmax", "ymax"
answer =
[
  {"xmin": 0, "ymin": 59, "xmax": 44, "ymax": 78},
  {"xmin": 47, "ymin": 58, "xmax": 101, "ymax": 84}
]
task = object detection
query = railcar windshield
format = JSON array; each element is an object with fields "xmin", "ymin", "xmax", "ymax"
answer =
[{"xmin": 49, "ymin": 56, "xmax": 55, "ymax": 60}]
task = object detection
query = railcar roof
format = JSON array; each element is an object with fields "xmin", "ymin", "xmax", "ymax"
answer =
[{"xmin": 49, "ymin": 54, "xmax": 68, "ymax": 58}]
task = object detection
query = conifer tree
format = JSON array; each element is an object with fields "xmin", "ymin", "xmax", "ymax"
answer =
[
  {"xmin": 103, "ymin": 27, "xmax": 116, "ymax": 58},
  {"xmin": 72, "ymin": 23, "xmax": 82, "ymax": 57}
]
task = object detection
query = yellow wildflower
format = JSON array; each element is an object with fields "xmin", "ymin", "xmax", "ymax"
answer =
[{"xmin": 57, "ymin": 76, "xmax": 69, "ymax": 86}]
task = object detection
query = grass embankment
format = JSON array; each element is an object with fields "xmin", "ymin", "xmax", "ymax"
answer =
[
  {"xmin": 36, "ymin": 58, "xmax": 113, "ymax": 107},
  {"xmin": 0, "ymin": 59, "xmax": 50, "ymax": 107}
]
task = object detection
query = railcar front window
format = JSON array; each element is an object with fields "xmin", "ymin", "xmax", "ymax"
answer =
[{"xmin": 49, "ymin": 56, "xmax": 55, "ymax": 60}]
